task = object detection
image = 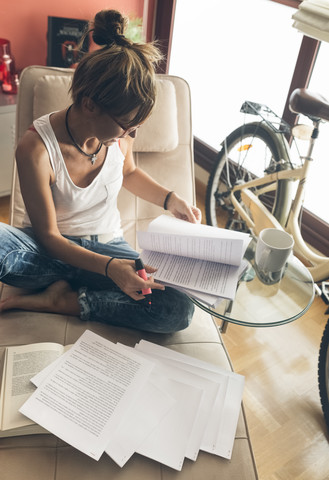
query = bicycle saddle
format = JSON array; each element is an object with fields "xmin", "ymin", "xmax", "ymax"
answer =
[{"xmin": 289, "ymin": 88, "xmax": 329, "ymax": 122}]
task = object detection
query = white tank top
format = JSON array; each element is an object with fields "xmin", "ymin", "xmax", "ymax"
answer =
[{"xmin": 23, "ymin": 113, "xmax": 124, "ymax": 237}]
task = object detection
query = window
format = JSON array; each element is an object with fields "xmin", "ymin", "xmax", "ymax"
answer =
[{"xmin": 169, "ymin": 0, "xmax": 301, "ymax": 150}]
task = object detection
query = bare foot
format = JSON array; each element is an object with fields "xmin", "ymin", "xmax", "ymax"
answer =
[{"xmin": 0, "ymin": 280, "xmax": 80, "ymax": 316}]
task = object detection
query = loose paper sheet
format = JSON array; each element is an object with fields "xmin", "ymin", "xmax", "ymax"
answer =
[
  {"xmin": 32, "ymin": 345, "xmax": 178, "ymax": 468},
  {"xmin": 136, "ymin": 340, "xmax": 244, "ymax": 459},
  {"xmin": 105, "ymin": 374, "xmax": 175, "ymax": 467},
  {"xmin": 123, "ymin": 347, "xmax": 221, "ymax": 463},
  {"xmin": 136, "ymin": 377, "xmax": 203, "ymax": 471},
  {"xmin": 20, "ymin": 330, "xmax": 155, "ymax": 460}
]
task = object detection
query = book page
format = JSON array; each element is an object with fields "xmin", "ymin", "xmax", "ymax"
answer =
[
  {"xmin": 147, "ymin": 215, "xmax": 249, "ymax": 241},
  {"xmin": 138, "ymin": 215, "xmax": 251, "ymax": 266},
  {"xmin": 146, "ymin": 215, "xmax": 251, "ymax": 257},
  {"xmin": 161, "ymin": 259, "xmax": 250, "ymax": 307},
  {"xmin": 1, "ymin": 343, "xmax": 67, "ymax": 431},
  {"xmin": 20, "ymin": 330, "xmax": 155, "ymax": 461},
  {"xmin": 0, "ymin": 351, "xmax": 8, "ymax": 431},
  {"xmin": 141, "ymin": 250, "xmax": 240, "ymax": 299},
  {"xmin": 158, "ymin": 283, "xmax": 224, "ymax": 308},
  {"xmin": 31, "ymin": 348, "xmax": 71, "ymax": 388},
  {"xmin": 138, "ymin": 231, "xmax": 244, "ymax": 266}
]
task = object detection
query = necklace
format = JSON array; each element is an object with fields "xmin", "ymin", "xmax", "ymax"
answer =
[{"xmin": 65, "ymin": 105, "xmax": 103, "ymax": 166}]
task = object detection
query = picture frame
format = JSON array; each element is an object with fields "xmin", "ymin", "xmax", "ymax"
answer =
[{"xmin": 47, "ymin": 16, "xmax": 89, "ymax": 68}]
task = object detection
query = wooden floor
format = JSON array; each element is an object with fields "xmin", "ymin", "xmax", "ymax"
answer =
[{"xmin": 1, "ymin": 188, "xmax": 329, "ymax": 479}]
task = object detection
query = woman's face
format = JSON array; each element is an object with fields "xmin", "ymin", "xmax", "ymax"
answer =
[{"xmin": 93, "ymin": 108, "xmax": 141, "ymax": 146}]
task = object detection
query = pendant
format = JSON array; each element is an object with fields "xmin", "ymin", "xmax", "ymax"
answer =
[{"xmin": 91, "ymin": 154, "xmax": 96, "ymax": 165}]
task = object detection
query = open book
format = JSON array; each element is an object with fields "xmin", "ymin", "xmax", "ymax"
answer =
[
  {"xmin": 138, "ymin": 215, "xmax": 251, "ymax": 306},
  {"xmin": 0, "ymin": 342, "xmax": 71, "ymax": 437}
]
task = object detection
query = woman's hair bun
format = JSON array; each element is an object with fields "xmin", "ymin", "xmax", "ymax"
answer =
[{"xmin": 92, "ymin": 9, "xmax": 129, "ymax": 46}]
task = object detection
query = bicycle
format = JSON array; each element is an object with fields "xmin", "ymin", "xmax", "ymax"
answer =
[
  {"xmin": 205, "ymin": 87, "xmax": 329, "ymax": 433},
  {"xmin": 205, "ymin": 88, "xmax": 329, "ymax": 283}
]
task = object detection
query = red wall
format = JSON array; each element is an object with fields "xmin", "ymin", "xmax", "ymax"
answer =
[{"xmin": 0, "ymin": 0, "xmax": 144, "ymax": 71}]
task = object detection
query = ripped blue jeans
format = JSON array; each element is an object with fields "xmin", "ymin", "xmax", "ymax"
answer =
[{"xmin": 0, "ymin": 223, "xmax": 194, "ymax": 333}]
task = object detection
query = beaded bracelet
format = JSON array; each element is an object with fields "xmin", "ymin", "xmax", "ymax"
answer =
[
  {"xmin": 164, "ymin": 191, "xmax": 174, "ymax": 210},
  {"xmin": 105, "ymin": 257, "xmax": 115, "ymax": 277}
]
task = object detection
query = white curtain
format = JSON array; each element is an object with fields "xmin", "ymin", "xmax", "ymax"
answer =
[{"xmin": 292, "ymin": 0, "xmax": 329, "ymax": 42}]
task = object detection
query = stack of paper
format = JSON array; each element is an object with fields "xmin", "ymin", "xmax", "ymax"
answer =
[{"xmin": 17, "ymin": 330, "xmax": 244, "ymax": 471}]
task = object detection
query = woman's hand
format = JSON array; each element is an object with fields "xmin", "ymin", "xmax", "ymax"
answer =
[
  {"xmin": 166, "ymin": 192, "xmax": 202, "ymax": 224},
  {"xmin": 106, "ymin": 258, "xmax": 165, "ymax": 301}
]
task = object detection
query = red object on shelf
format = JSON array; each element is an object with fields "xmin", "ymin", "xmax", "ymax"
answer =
[{"xmin": 0, "ymin": 38, "xmax": 18, "ymax": 94}]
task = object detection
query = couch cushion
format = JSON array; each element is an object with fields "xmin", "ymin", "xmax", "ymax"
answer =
[
  {"xmin": 32, "ymin": 75, "xmax": 178, "ymax": 152},
  {"xmin": 33, "ymin": 75, "xmax": 72, "ymax": 120},
  {"xmin": 133, "ymin": 79, "xmax": 178, "ymax": 152}
]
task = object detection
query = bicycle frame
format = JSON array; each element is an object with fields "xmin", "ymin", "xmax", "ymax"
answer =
[{"xmin": 229, "ymin": 120, "xmax": 329, "ymax": 282}]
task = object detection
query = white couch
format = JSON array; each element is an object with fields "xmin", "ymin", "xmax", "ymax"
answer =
[{"xmin": 0, "ymin": 66, "xmax": 258, "ymax": 480}]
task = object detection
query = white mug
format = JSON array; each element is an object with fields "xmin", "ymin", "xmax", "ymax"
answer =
[{"xmin": 255, "ymin": 228, "xmax": 294, "ymax": 284}]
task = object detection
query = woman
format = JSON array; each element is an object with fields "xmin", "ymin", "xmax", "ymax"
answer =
[{"xmin": 0, "ymin": 9, "xmax": 201, "ymax": 333}]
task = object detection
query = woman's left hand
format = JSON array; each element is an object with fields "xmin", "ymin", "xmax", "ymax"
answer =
[{"xmin": 166, "ymin": 192, "xmax": 202, "ymax": 224}]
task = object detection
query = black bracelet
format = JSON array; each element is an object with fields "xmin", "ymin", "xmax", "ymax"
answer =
[
  {"xmin": 105, "ymin": 257, "xmax": 115, "ymax": 277},
  {"xmin": 164, "ymin": 191, "xmax": 174, "ymax": 210}
]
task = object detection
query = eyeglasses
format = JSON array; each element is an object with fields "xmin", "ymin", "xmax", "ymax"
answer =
[{"xmin": 107, "ymin": 111, "xmax": 141, "ymax": 136}]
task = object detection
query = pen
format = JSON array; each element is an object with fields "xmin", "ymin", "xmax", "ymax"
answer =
[{"xmin": 135, "ymin": 258, "xmax": 152, "ymax": 298}]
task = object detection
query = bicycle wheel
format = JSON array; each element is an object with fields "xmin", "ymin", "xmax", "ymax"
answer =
[
  {"xmin": 205, "ymin": 122, "xmax": 290, "ymax": 230},
  {"xmin": 318, "ymin": 317, "xmax": 329, "ymax": 432}
]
